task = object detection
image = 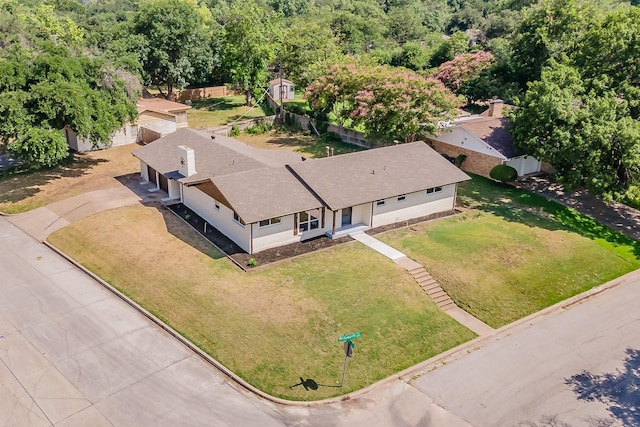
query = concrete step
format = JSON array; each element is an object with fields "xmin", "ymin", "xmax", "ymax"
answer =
[
  {"xmin": 408, "ymin": 267, "xmax": 424, "ymax": 275},
  {"xmin": 419, "ymin": 279, "xmax": 439, "ymax": 289},
  {"xmin": 427, "ymin": 289, "xmax": 446, "ymax": 299},
  {"xmin": 412, "ymin": 271, "xmax": 431, "ymax": 281},
  {"xmin": 433, "ymin": 294, "xmax": 452, "ymax": 305},
  {"xmin": 438, "ymin": 301, "xmax": 457, "ymax": 311}
]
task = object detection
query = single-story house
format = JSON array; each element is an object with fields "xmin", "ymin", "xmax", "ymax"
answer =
[
  {"xmin": 268, "ymin": 78, "xmax": 295, "ymax": 101},
  {"xmin": 64, "ymin": 97, "xmax": 191, "ymax": 152},
  {"xmin": 428, "ymin": 99, "xmax": 542, "ymax": 177},
  {"xmin": 133, "ymin": 128, "xmax": 470, "ymax": 254}
]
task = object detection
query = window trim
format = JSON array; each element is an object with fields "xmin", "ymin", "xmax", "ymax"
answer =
[
  {"xmin": 298, "ymin": 210, "xmax": 320, "ymax": 232},
  {"xmin": 426, "ymin": 186, "xmax": 443, "ymax": 195},
  {"xmin": 233, "ymin": 211, "xmax": 245, "ymax": 227},
  {"xmin": 259, "ymin": 217, "xmax": 282, "ymax": 228}
]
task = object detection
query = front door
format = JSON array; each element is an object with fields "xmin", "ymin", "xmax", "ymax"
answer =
[{"xmin": 341, "ymin": 207, "xmax": 352, "ymax": 227}]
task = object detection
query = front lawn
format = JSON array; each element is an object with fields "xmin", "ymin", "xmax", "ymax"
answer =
[
  {"xmin": 378, "ymin": 175, "xmax": 640, "ymax": 328},
  {"xmin": 48, "ymin": 204, "xmax": 475, "ymax": 400},
  {"xmin": 188, "ymin": 95, "xmax": 271, "ymax": 128}
]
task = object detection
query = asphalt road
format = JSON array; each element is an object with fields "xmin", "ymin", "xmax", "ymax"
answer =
[
  {"xmin": 2, "ymin": 211, "xmax": 640, "ymax": 427},
  {"xmin": 411, "ymin": 275, "xmax": 640, "ymax": 427}
]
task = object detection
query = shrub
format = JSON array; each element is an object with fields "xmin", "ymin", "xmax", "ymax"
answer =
[
  {"xmin": 489, "ymin": 164, "xmax": 518, "ymax": 183},
  {"xmin": 248, "ymin": 258, "xmax": 257, "ymax": 267},
  {"xmin": 245, "ymin": 120, "xmax": 272, "ymax": 135},
  {"xmin": 454, "ymin": 154, "xmax": 467, "ymax": 168},
  {"xmin": 229, "ymin": 125, "xmax": 240, "ymax": 137}
]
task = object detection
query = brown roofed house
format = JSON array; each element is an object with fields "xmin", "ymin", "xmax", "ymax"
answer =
[
  {"xmin": 427, "ymin": 99, "xmax": 542, "ymax": 177},
  {"xmin": 134, "ymin": 128, "xmax": 470, "ymax": 254}
]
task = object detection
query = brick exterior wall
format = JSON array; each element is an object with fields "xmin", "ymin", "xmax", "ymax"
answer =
[{"xmin": 428, "ymin": 139, "xmax": 501, "ymax": 178}]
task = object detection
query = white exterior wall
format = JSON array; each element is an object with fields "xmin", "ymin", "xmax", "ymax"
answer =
[
  {"xmin": 251, "ymin": 215, "xmax": 299, "ymax": 253},
  {"xmin": 140, "ymin": 160, "xmax": 150, "ymax": 181},
  {"xmin": 338, "ymin": 204, "xmax": 371, "ymax": 227},
  {"xmin": 141, "ymin": 120, "xmax": 177, "ymax": 136},
  {"xmin": 168, "ymin": 180, "xmax": 180, "ymax": 199},
  {"xmin": 433, "ymin": 127, "xmax": 505, "ymax": 159},
  {"xmin": 65, "ymin": 125, "xmax": 138, "ymax": 152},
  {"xmin": 371, "ymin": 185, "xmax": 457, "ymax": 228},
  {"xmin": 182, "ymin": 186, "xmax": 251, "ymax": 253},
  {"xmin": 270, "ymin": 83, "xmax": 295, "ymax": 100},
  {"xmin": 505, "ymin": 155, "xmax": 542, "ymax": 176}
]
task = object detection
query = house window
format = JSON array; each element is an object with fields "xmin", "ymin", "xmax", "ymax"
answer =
[
  {"xmin": 259, "ymin": 217, "xmax": 282, "ymax": 227},
  {"xmin": 397, "ymin": 195, "xmax": 406, "ymax": 202},
  {"xmin": 376, "ymin": 200, "xmax": 386, "ymax": 206},
  {"xmin": 426, "ymin": 186, "xmax": 443, "ymax": 195},
  {"xmin": 298, "ymin": 209, "xmax": 320, "ymax": 232},
  {"xmin": 233, "ymin": 211, "xmax": 245, "ymax": 227}
]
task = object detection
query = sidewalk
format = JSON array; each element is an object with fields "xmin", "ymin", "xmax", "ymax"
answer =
[{"xmin": 518, "ymin": 175, "xmax": 640, "ymax": 241}]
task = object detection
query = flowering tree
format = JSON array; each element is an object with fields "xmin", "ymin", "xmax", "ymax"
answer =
[
  {"xmin": 435, "ymin": 51, "xmax": 495, "ymax": 92},
  {"xmin": 306, "ymin": 64, "xmax": 460, "ymax": 142}
]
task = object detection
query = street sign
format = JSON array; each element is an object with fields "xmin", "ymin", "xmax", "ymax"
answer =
[
  {"xmin": 344, "ymin": 340, "xmax": 354, "ymax": 357},
  {"xmin": 338, "ymin": 332, "xmax": 361, "ymax": 342}
]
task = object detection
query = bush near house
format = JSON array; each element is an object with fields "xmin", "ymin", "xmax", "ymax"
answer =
[{"xmin": 490, "ymin": 164, "xmax": 518, "ymax": 183}]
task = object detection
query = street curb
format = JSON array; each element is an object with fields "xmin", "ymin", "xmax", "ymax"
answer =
[{"xmin": 42, "ymin": 238, "xmax": 640, "ymax": 407}]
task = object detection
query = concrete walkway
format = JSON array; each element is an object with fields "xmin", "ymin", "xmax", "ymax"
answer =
[
  {"xmin": 349, "ymin": 231, "xmax": 406, "ymax": 260},
  {"xmin": 349, "ymin": 230, "xmax": 495, "ymax": 336},
  {"xmin": 5, "ymin": 181, "xmax": 164, "ymax": 242}
]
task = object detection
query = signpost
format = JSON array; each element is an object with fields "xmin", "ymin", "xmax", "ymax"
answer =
[{"xmin": 338, "ymin": 332, "xmax": 360, "ymax": 387}]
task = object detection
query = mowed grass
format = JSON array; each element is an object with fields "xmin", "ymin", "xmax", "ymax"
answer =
[
  {"xmin": 188, "ymin": 95, "xmax": 269, "ymax": 128},
  {"xmin": 0, "ymin": 145, "xmax": 140, "ymax": 214},
  {"xmin": 235, "ymin": 130, "xmax": 364, "ymax": 158},
  {"xmin": 378, "ymin": 175, "xmax": 640, "ymax": 328},
  {"xmin": 48, "ymin": 204, "xmax": 476, "ymax": 400}
]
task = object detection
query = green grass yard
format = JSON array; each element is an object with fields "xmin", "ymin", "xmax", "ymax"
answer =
[
  {"xmin": 48, "ymin": 204, "xmax": 475, "ymax": 400},
  {"xmin": 378, "ymin": 175, "xmax": 640, "ymax": 327},
  {"xmin": 188, "ymin": 95, "xmax": 271, "ymax": 128}
]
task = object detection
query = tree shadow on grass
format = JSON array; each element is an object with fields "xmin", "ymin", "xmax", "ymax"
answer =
[
  {"xmin": 565, "ymin": 348, "xmax": 640, "ymax": 427},
  {"xmin": 458, "ymin": 174, "xmax": 640, "ymax": 258},
  {"xmin": 191, "ymin": 97, "xmax": 242, "ymax": 111},
  {"xmin": 0, "ymin": 155, "xmax": 107, "ymax": 204}
]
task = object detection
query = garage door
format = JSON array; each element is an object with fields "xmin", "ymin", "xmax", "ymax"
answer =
[
  {"xmin": 148, "ymin": 165, "xmax": 157, "ymax": 185},
  {"xmin": 158, "ymin": 174, "xmax": 168, "ymax": 193}
]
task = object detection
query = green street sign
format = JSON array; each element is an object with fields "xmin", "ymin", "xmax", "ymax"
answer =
[{"xmin": 338, "ymin": 332, "xmax": 361, "ymax": 342}]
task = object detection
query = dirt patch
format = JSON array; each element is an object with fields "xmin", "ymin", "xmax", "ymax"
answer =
[
  {"xmin": 0, "ymin": 144, "xmax": 141, "ymax": 213},
  {"xmin": 233, "ymin": 131, "xmax": 317, "ymax": 152}
]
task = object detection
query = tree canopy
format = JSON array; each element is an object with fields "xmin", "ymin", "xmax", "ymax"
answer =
[{"xmin": 306, "ymin": 64, "xmax": 460, "ymax": 142}]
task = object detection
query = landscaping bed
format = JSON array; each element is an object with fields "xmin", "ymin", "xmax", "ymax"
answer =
[{"xmin": 168, "ymin": 202, "xmax": 351, "ymax": 269}]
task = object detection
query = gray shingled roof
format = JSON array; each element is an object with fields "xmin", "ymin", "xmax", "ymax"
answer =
[
  {"xmin": 210, "ymin": 167, "xmax": 322, "ymax": 223},
  {"xmin": 132, "ymin": 128, "xmax": 304, "ymax": 183},
  {"xmin": 289, "ymin": 142, "xmax": 470, "ymax": 211}
]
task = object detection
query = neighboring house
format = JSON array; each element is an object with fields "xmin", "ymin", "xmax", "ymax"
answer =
[
  {"xmin": 64, "ymin": 98, "xmax": 191, "ymax": 152},
  {"xmin": 268, "ymin": 78, "xmax": 295, "ymax": 101},
  {"xmin": 428, "ymin": 99, "xmax": 542, "ymax": 177},
  {"xmin": 133, "ymin": 128, "xmax": 470, "ymax": 254}
]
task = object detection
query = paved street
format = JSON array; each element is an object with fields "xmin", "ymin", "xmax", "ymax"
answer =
[
  {"xmin": 3, "ymin": 208, "xmax": 640, "ymax": 426},
  {"xmin": 0, "ymin": 216, "xmax": 284, "ymax": 427},
  {"xmin": 411, "ymin": 275, "xmax": 640, "ymax": 427}
]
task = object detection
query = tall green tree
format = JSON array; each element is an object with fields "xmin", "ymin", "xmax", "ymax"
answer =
[
  {"xmin": 307, "ymin": 64, "xmax": 460, "ymax": 142},
  {"xmin": 134, "ymin": 0, "xmax": 215, "ymax": 99},
  {"xmin": 222, "ymin": 0, "xmax": 280, "ymax": 105},
  {"xmin": 511, "ymin": 62, "xmax": 640, "ymax": 194},
  {"xmin": 0, "ymin": 41, "xmax": 139, "ymax": 168}
]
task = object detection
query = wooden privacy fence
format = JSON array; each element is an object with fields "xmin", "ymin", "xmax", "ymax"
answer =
[{"xmin": 177, "ymin": 86, "xmax": 242, "ymax": 102}]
